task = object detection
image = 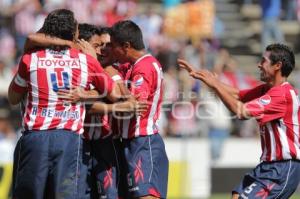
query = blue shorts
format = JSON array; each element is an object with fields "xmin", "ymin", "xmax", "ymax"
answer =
[
  {"xmin": 90, "ymin": 138, "xmax": 123, "ymax": 199},
  {"xmin": 122, "ymin": 133, "xmax": 169, "ymax": 198},
  {"xmin": 233, "ymin": 160, "xmax": 300, "ymax": 199},
  {"xmin": 12, "ymin": 130, "xmax": 89, "ymax": 199}
]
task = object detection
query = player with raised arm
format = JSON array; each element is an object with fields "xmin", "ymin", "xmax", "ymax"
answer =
[
  {"xmin": 178, "ymin": 43, "xmax": 300, "ymax": 199},
  {"xmin": 76, "ymin": 24, "xmax": 131, "ymax": 199},
  {"xmin": 24, "ymin": 22, "xmax": 147, "ymax": 199},
  {"xmin": 110, "ymin": 20, "xmax": 169, "ymax": 199}
]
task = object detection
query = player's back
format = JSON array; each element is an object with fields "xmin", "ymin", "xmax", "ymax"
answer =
[{"xmin": 21, "ymin": 48, "xmax": 97, "ymax": 134}]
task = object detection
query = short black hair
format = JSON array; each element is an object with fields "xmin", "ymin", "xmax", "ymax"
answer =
[
  {"xmin": 98, "ymin": 26, "xmax": 111, "ymax": 36},
  {"xmin": 78, "ymin": 23, "xmax": 101, "ymax": 41},
  {"xmin": 110, "ymin": 20, "xmax": 145, "ymax": 50},
  {"xmin": 40, "ymin": 9, "xmax": 77, "ymax": 41},
  {"xmin": 266, "ymin": 43, "xmax": 295, "ymax": 77}
]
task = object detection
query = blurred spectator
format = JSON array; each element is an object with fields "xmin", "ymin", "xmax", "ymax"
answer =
[
  {"xmin": 0, "ymin": 108, "xmax": 15, "ymax": 141},
  {"xmin": 282, "ymin": 0, "xmax": 297, "ymax": 20},
  {"xmin": 243, "ymin": 0, "xmax": 253, "ymax": 5},
  {"xmin": 132, "ymin": 6, "xmax": 163, "ymax": 49},
  {"xmin": 214, "ymin": 51, "xmax": 259, "ymax": 137},
  {"xmin": 0, "ymin": 60, "xmax": 13, "ymax": 97},
  {"xmin": 169, "ymin": 99, "xmax": 200, "ymax": 137},
  {"xmin": 163, "ymin": 0, "xmax": 181, "ymax": 9},
  {"xmin": 202, "ymin": 91, "xmax": 232, "ymax": 161},
  {"xmin": 66, "ymin": 0, "xmax": 91, "ymax": 23},
  {"xmin": 12, "ymin": 0, "xmax": 42, "ymax": 56},
  {"xmin": 260, "ymin": 0, "xmax": 284, "ymax": 50},
  {"xmin": 0, "ymin": 28, "xmax": 16, "ymax": 65}
]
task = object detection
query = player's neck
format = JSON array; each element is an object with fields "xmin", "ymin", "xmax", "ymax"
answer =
[
  {"xmin": 130, "ymin": 50, "xmax": 147, "ymax": 65},
  {"xmin": 269, "ymin": 76, "xmax": 287, "ymax": 87}
]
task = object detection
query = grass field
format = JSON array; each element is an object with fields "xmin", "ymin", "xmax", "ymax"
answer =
[{"xmin": 209, "ymin": 193, "xmax": 300, "ymax": 199}]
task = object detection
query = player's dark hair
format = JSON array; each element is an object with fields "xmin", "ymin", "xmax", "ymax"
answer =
[
  {"xmin": 266, "ymin": 43, "xmax": 295, "ymax": 77},
  {"xmin": 78, "ymin": 23, "xmax": 101, "ymax": 41},
  {"xmin": 110, "ymin": 20, "xmax": 145, "ymax": 50},
  {"xmin": 98, "ymin": 26, "xmax": 111, "ymax": 36},
  {"xmin": 40, "ymin": 9, "xmax": 77, "ymax": 41}
]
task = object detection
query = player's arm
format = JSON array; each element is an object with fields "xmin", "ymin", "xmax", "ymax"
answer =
[
  {"xmin": 24, "ymin": 33, "xmax": 73, "ymax": 52},
  {"xmin": 177, "ymin": 59, "xmax": 251, "ymax": 119},
  {"xmin": 8, "ymin": 55, "xmax": 29, "ymax": 105},
  {"xmin": 57, "ymin": 87, "xmax": 100, "ymax": 102},
  {"xmin": 8, "ymin": 76, "xmax": 26, "ymax": 105},
  {"xmin": 105, "ymin": 65, "xmax": 131, "ymax": 99},
  {"xmin": 193, "ymin": 70, "xmax": 251, "ymax": 119},
  {"xmin": 25, "ymin": 33, "xmax": 97, "ymax": 59},
  {"xmin": 91, "ymin": 63, "xmax": 124, "ymax": 103},
  {"xmin": 178, "ymin": 59, "xmax": 239, "ymax": 99},
  {"xmin": 205, "ymin": 73, "xmax": 251, "ymax": 119},
  {"xmin": 87, "ymin": 98, "xmax": 148, "ymax": 115}
]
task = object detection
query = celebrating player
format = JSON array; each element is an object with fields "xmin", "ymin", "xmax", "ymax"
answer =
[
  {"xmin": 178, "ymin": 43, "xmax": 300, "ymax": 199},
  {"xmin": 110, "ymin": 20, "xmax": 169, "ymax": 199},
  {"xmin": 8, "ymin": 9, "xmax": 121, "ymax": 199}
]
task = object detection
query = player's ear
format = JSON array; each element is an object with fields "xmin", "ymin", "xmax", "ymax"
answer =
[
  {"xmin": 275, "ymin": 61, "xmax": 282, "ymax": 71},
  {"xmin": 123, "ymin": 42, "xmax": 130, "ymax": 50}
]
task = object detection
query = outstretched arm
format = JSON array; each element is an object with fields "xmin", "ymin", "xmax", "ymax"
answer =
[
  {"xmin": 88, "ymin": 98, "xmax": 148, "ymax": 115},
  {"xmin": 177, "ymin": 59, "xmax": 251, "ymax": 119},
  {"xmin": 177, "ymin": 59, "xmax": 240, "ymax": 99}
]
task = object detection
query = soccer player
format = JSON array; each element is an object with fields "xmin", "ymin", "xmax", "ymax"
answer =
[
  {"xmin": 110, "ymin": 20, "xmax": 169, "ymax": 199},
  {"xmin": 24, "ymin": 23, "xmax": 146, "ymax": 199},
  {"xmin": 77, "ymin": 24, "xmax": 129, "ymax": 199},
  {"xmin": 8, "ymin": 9, "xmax": 120, "ymax": 199},
  {"xmin": 178, "ymin": 43, "xmax": 300, "ymax": 199}
]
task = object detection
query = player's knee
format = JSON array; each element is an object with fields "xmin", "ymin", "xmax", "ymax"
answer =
[
  {"xmin": 138, "ymin": 196, "xmax": 160, "ymax": 199},
  {"xmin": 232, "ymin": 192, "xmax": 239, "ymax": 199}
]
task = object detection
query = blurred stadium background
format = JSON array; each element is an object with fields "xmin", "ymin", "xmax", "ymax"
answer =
[{"xmin": 1, "ymin": 0, "xmax": 300, "ymax": 198}]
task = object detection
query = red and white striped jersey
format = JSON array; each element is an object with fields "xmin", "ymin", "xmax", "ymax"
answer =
[
  {"xmin": 83, "ymin": 113, "xmax": 115, "ymax": 139},
  {"xmin": 120, "ymin": 54, "xmax": 163, "ymax": 139},
  {"xmin": 11, "ymin": 48, "xmax": 114, "ymax": 134},
  {"xmin": 239, "ymin": 82, "xmax": 300, "ymax": 162},
  {"xmin": 83, "ymin": 73, "xmax": 124, "ymax": 140}
]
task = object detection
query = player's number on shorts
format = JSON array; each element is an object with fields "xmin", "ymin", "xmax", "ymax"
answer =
[{"xmin": 50, "ymin": 71, "xmax": 70, "ymax": 92}]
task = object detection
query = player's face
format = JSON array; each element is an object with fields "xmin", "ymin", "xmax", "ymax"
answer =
[
  {"xmin": 110, "ymin": 37, "xmax": 128, "ymax": 64},
  {"xmin": 258, "ymin": 51, "xmax": 275, "ymax": 82},
  {"xmin": 88, "ymin": 34, "xmax": 102, "ymax": 58},
  {"xmin": 98, "ymin": 33, "xmax": 115, "ymax": 67}
]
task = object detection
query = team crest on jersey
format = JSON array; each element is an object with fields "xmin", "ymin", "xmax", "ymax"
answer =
[
  {"xmin": 258, "ymin": 95, "xmax": 271, "ymax": 105},
  {"xmin": 133, "ymin": 75, "xmax": 144, "ymax": 87}
]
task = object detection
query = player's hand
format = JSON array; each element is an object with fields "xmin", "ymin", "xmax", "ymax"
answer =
[
  {"xmin": 126, "ymin": 94, "xmax": 149, "ymax": 116},
  {"xmin": 190, "ymin": 70, "xmax": 218, "ymax": 88},
  {"xmin": 57, "ymin": 87, "xmax": 86, "ymax": 103},
  {"xmin": 76, "ymin": 39, "xmax": 97, "ymax": 59},
  {"xmin": 134, "ymin": 100, "xmax": 149, "ymax": 116},
  {"xmin": 177, "ymin": 59, "xmax": 195, "ymax": 73}
]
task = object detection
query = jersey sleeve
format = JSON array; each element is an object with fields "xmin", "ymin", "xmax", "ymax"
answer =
[
  {"xmin": 11, "ymin": 54, "xmax": 29, "ymax": 93},
  {"xmin": 239, "ymin": 84, "xmax": 268, "ymax": 103},
  {"xmin": 244, "ymin": 87, "xmax": 286, "ymax": 125},
  {"xmin": 130, "ymin": 69, "xmax": 152, "ymax": 100},
  {"xmin": 88, "ymin": 58, "xmax": 114, "ymax": 97}
]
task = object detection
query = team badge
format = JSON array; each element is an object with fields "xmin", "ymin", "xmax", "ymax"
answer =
[
  {"xmin": 133, "ymin": 75, "xmax": 144, "ymax": 87},
  {"xmin": 258, "ymin": 95, "xmax": 271, "ymax": 105}
]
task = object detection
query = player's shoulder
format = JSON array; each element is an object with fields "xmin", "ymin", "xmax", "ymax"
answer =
[
  {"xmin": 267, "ymin": 82, "xmax": 293, "ymax": 96},
  {"xmin": 134, "ymin": 54, "xmax": 161, "ymax": 73},
  {"xmin": 21, "ymin": 49, "xmax": 45, "ymax": 64}
]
